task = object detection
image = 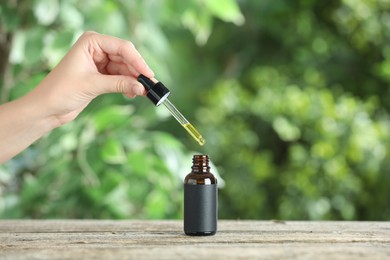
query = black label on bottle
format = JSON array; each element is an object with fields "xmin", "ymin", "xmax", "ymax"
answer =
[{"xmin": 184, "ymin": 184, "xmax": 217, "ymax": 234}]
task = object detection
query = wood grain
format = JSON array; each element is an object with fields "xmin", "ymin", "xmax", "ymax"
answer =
[{"xmin": 0, "ymin": 220, "xmax": 389, "ymax": 259}]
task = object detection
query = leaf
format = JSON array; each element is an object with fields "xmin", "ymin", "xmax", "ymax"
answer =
[
  {"xmin": 44, "ymin": 30, "xmax": 76, "ymax": 68},
  {"xmin": 103, "ymin": 183, "xmax": 133, "ymax": 218},
  {"xmin": 9, "ymin": 30, "xmax": 26, "ymax": 64},
  {"xmin": 272, "ymin": 117, "xmax": 301, "ymax": 141},
  {"xmin": 182, "ymin": 10, "xmax": 213, "ymax": 45},
  {"xmin": 127, "ymin": 151, "xmax": 150, "ymax": 176},
  {"xmin": 92, "ymin": 105, "xmax": 134, "ymax": 133},
  {"xmin": 59, "ymin": 2, "xmax": 84, "ymax": 29},
  {"xmin": 100, "ymin": 138, "xmax": 126, "ymax": 164},
  {"xmin": 24, "ymin": 27, "xmax": 46, "ymax": 65},
  {"xmin": 145, "ymin": 190, "xmax": 169, "ymax": 219},
  {"xmin": 204, "ymin": 0, "xmax": 245, "ymax": 25},
  {"xmin": 33, "ymin": 0, "xmax": 60, "ymax": 25}
]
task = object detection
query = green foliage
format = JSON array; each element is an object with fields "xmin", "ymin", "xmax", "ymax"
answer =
[
  {"xmin": 200, "ymin": 69, "xmax": 390, "ymax": 220},
  {"xmin": 194, "ymin": 0, "xmax": 390, "ymax": 220},
  {"xmin": 1, "ymin": 0, "xmax": 390, "ymax": 220}
]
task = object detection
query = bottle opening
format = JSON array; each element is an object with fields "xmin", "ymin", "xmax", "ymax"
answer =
[{"xmin": 192, "ymin": 155, "xmax": 210, "ymax": 172}]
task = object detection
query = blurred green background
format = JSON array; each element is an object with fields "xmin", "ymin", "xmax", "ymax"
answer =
[{"xmin": 1, "ymin": 0, "xmax": 390, "ymax": 220}]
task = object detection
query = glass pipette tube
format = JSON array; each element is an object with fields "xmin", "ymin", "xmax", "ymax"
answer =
[
  {"xmin": 137, "ymin": 74, "xmax": 206, "ymax": 146},
  {"xmin": 162, "ymin": 99, "xmax": 206, "ymax": 146}
]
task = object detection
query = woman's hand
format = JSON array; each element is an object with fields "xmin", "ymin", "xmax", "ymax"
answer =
[
  {"xmin": 31, "ymin": 31, "xmax": 154, "ymax": 125},
  {"xmin": 0, "ymin": 31, "xmax": 154, "ymax": 163}
]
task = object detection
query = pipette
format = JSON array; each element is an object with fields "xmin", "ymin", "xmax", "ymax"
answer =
[{"xmin": 137, "ymin": 74, "xmax": 206, "ymax": 146}]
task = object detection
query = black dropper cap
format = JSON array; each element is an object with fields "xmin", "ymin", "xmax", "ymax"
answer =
[{"xmin": 137, "ymin": 74, "xmax": 170, "ymax": 106}]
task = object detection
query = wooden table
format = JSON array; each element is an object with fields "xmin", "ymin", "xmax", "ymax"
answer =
[{"xmin": 0, "ymin": 220, "xmax": 389, "ymax": 259}]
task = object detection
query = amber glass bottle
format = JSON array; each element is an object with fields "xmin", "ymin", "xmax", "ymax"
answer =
[{"xmin": 184, "ymin": 155, "xmax": 217, "ymax": 236}]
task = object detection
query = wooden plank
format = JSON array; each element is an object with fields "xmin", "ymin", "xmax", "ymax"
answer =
[{"xmin": 0, "ymin": 220, "xmax": 389, "ymax": 259}]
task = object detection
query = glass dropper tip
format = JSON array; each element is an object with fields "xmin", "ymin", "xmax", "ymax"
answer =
[
  {"xmin": 198, "ymin": 136, "xmax": 206, "ymax": 146},
  {"xmin": 182, "ymin": 123, "xmax": 206, "ymax": 146}
]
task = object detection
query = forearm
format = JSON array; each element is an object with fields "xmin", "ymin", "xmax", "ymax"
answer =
[{"xmin": 0, "ymin": 94, "xmax": 58, "ymax": 163}]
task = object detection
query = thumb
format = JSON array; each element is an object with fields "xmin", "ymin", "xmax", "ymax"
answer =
[{"xmin": 93, "ymin": 74, "xmax": 146, "ymax": 98}]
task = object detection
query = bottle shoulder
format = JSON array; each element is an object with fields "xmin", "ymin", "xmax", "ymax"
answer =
[{"xmin": 184, "ymin": 172, "xmax": 217, "ymax": 185}]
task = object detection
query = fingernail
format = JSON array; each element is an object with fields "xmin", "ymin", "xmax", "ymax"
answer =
[{"xmin": 136, "ymin": 83, "xmax": 146, "ymax": 96}]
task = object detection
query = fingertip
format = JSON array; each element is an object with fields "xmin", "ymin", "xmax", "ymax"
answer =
[
  {"xmin": 138, "ymin": 68, "xmax": 154, "ymax": 79},
  {"xmin": 138, "ymin": 58, "xmax": 154, "ymax": 78},
  {"xmin": 135, "ymin": 82, "xmax": 147, "ymax": 96},
  {"xmin": 125, "ymin": 83, "xmax": 146, "ymax": 98},
  {"xmin": 145, "ymin": 66, "xmax": 155, "ymax": 78}
]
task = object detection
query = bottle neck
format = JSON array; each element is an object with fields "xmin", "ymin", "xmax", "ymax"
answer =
[{"xmin": 191, "ymin": 155, "xmax": 210, "ymax": 174}]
